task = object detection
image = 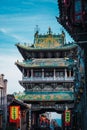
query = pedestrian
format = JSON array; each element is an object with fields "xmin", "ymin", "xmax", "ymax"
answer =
[{"xmin": 18, "ymin": 127, "xmax": 20, "ymax": 130}]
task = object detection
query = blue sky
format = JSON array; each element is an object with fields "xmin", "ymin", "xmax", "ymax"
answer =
[{"xmin": 0, "ymin": 0, "xmax": 73, "ymax": 94}]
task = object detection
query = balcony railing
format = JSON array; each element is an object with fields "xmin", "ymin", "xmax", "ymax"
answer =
[{"xmin": 23, "ymin": 76, "xmax": 74, "ymax": 81}]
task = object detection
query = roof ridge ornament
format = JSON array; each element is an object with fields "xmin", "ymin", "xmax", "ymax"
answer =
[
  {"xmin": 47, "ymin": 27, "xmax": 52, "ymax": 35},
  {"xmin": 34, "ymin": 25, "xmax": 40, "ymax": 37}
]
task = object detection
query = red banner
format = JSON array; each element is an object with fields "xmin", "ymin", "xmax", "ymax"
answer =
[{"xmin": 9, "ymin": 106, "xmax": 20, "ymax": 123}]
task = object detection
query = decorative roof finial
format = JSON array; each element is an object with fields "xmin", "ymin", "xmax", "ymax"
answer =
[
  {"xmin": 48, "ymin": 27, "xmax": 52, "ymax": 35},
  {"xmin": 34, "ymin": 25, "xmax": 40, "ymax": 37}
]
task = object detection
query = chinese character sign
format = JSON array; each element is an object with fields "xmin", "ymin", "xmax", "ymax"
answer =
[
  {"xmin": 9, "ymin": 106, "xmax": 20, "ymax": 123},
  {"xmin": 64, "ymin": 110, "xmax": 71, "ymax": 126}
]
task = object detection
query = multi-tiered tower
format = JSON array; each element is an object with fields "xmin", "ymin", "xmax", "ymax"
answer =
[{"xmin": 15, "ymin": 28, "xmax": 78, "ymax": 129}]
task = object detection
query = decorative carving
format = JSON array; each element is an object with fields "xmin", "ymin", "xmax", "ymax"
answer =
[{"xmin": 34, "ymin": 28, "xmax": 64, "ymax": 48}]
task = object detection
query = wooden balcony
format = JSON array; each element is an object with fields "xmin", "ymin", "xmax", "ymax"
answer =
[{"xmin": 22, "ymin": 76, "xmax": 74, "ymax": 83}]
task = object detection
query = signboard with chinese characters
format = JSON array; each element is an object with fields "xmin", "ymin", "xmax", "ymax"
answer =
[
  {"xmin": 64, "ymin": 110, "xmax": 71, "ymax": 126},
  {"xmin": 9, "ymin": 106, "xmax": 20, "ymax": 123},
  {"xmin": 15, "ymin": 91, "xmax": 74, "ymax": 101}
]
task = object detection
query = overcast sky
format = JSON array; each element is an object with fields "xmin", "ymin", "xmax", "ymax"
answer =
[{"xmin": 0, "ymin": 0, "xmax": 73, "ymax": 94}]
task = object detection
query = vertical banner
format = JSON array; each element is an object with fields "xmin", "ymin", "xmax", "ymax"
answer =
[
  {"xmin": 9, "ymin": 106, "xmax": 20, "ymax": 123},
  {"xmin": 64, "ymin": 110, "xmax": 71, "ymax": 126}
]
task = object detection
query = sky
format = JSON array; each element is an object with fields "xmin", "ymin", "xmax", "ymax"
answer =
[{"xmin": 0, "ymin": 0, "xmax": 73, "ymax": 94}]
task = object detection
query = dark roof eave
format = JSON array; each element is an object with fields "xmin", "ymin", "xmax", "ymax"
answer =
[
  {"xmin": 16, "ymin": 43, "xmax": 78, "ymax": 51},
  {"xmin": 22, "ymin": 99, "xmax": 74, "ymax": 102},
  {"xmin": 15, "ymin": 63, "xmax": 70, "ymax": 69},
  {"xmin": 57, "ymin": 18, "xmax": 77, "ymax": 41},
  {"xmin": 9, "ymin": 99, "xmax": 29, "ymax": 109}
]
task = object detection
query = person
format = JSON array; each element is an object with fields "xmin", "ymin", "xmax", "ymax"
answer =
[{"xmin": 18, "ymin": 127, "xmax": 20, "ymax": 130}]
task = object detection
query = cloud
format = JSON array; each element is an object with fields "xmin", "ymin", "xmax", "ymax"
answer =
[
  {"xmin": 0, "ymin": 13, "xmax": 61, "ymax": 44},
  {"xmin": 27, "ymin": 0, "xmax": 57, "ymax": 4},
  {"xmin": 0, "ymin": 0, "xmax": 69, "ymax": 94},
  {"xmin": 0, "ymin": 28, "xmax": 19, "ymax": 46},
  {"xmin": 0, "ymin": 27, "xmax": 30, "ymax": 43},
  {"xmin": 22, "ymin": 0, "xmax": 57, "ymax": 5},
  {"xmin": 51, "ymin": 112, "xmax": 61, "ymax": 119},
  {"xmin": 0, "ymin": 0, "xmax": 58, "ymax": 16},
  {"xmin": 0, "ymin": 28, "xmax": 8, "ymax": 33},
  {"xmin": 0, "ymin": 0, "xmax": 59, "ymax": 43},
  {"xmin": 22, "ymin": 1, "xmax": 35, "ymax": 6},
  {"xmin": 0, "ymin": 53, "xmax": 23, "ymax": 94}
]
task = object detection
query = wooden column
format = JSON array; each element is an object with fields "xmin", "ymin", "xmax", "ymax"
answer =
[
  {"xmin": 28, "ymin": 106, "xmax": 31, "ymax": 130},
  {"xmin": 42, "ymin": 69, "xmax": 44, "ymax": 78},
  {"xmin": 54, "ymin": 68, "xmax": 56, "ymax": 80},
  {"xmin": 27, "ymin": 70, "xmax": 29, "ymax": 77},
  {"xmin": 65, "ymin": 69, "xmax": 67, "ymax": 79},
  {"xmin": 69, "ymin": 70, "xmax": 71, "ymax": 77},
  {"xmin": 31, "ymin": 69, "xmax": 33, "ymax": 78},
  {"xmin": 22, "ymin": 68, "xmax": 24, "ymax": 79}
]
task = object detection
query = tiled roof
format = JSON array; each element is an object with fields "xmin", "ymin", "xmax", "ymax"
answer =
[
  {"xmin": 16, "ymin": 42, "xmax": 77, "ymax": 50},
  {"xmin": 15, "ymin": 58, "xmax": 75, "ymax": 68}
]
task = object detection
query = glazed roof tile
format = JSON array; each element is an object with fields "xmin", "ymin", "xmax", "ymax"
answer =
[
  {"xmin": 16, "ymin": 43, "xmax": 77, "ymax": 50},
  {"xmin": 15, "ymin": 58, "xmax": 75, "ymax": 68}
]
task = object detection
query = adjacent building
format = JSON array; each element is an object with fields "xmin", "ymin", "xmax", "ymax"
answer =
[
  {"xmin": 0, "ymin": 74, "xmax": 7, "ymax": 130},
  {"xmin": 7, "ymin": 96, "xmax": 29, "ymax": 130},
  {"xmin": 57, "ymin": 0, "xmax": 87, "ymax": 129}
]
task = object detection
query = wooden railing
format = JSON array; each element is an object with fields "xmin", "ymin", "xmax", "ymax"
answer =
[{"xmin": 23, "ymin": 76, "xmax": 74, "ymax": 81}]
